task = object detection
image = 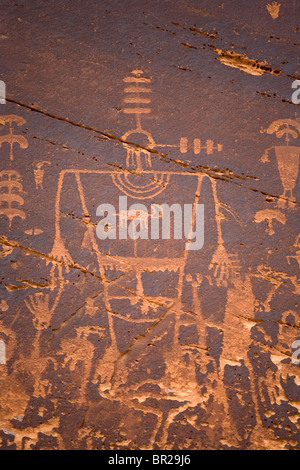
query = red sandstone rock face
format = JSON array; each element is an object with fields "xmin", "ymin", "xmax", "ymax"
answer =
[{"xmin": 0, "ymin": 0, "xmax": 299, "ymax": 451}]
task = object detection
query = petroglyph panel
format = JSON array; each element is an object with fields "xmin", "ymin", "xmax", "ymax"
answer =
[{"xmin": 0, "ymin": 0, "xmax": 299, "ymax": 451}]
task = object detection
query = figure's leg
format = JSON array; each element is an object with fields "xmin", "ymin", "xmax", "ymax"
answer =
[{"xmin": 173, "ymin": 175, "xmax": 204, "ymax": 349}]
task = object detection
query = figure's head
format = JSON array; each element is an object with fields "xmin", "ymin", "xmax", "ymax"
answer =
[{"xmin": 122, "ymin": 129, "xmax": 155, "ymax": 172}]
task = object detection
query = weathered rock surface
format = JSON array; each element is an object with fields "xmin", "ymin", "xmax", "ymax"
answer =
[{"xmin": 0, "ymin": 0, "xmax": 299, "ymax": 450}]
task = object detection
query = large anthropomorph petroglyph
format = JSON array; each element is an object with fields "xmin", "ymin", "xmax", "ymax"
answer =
[{"xmin": 44, "ymin": 70, "xmax": 241, "ymax": 393}]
